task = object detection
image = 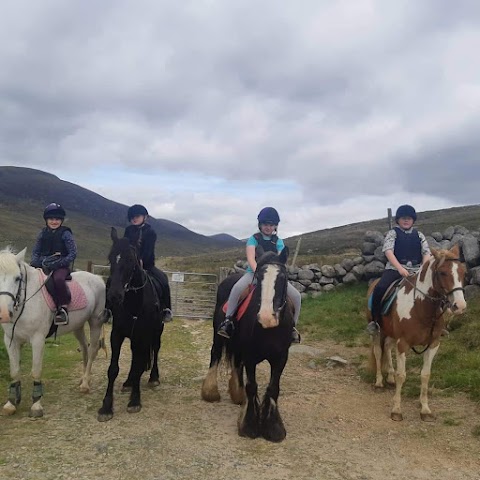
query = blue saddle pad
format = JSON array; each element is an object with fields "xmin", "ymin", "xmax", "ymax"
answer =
[{"xmin": 368, "ymin": 287, "xmax": 400, "ymax": 316}]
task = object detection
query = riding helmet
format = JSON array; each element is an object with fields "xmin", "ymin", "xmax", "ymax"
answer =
[
  {"xmin": 395, "ymin": 204, "xmax": 417, "ymax": 222},
  {"xmin": 127, "ymin": 204, "xmax": 149, "ymax": 221},
  {"xmin": 43, "ymin": 203, "xmax": 66, "ymax": 220},
  {"xmin": 257, "ymin": 207, "xmax": 280, "ymax": 225}
]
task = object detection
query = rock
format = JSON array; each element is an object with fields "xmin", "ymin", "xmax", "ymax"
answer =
[
  {"xmin": 309, "ymin": 282, "xmax": 322, "ymax": 291},
  {"xmin": 235, "ymin": 260, "xmax": 245, "ymax": 267},
  {"xmin": 364, "ymin": 261, "xmax": 385, "ymax": 279},
  {"xmin": 362, "ymin": 255, "xmax": 374, "ymax": 263},
  {"xmin": 298, "ymin": 279, "xmax": 312, "ymax": 287},
  {"xmin": 373, "ymin": 246, "xmax": 387, "ymax": 263},
  {"xmin": 298, "ymin": 269, "xmax": 315, "ymax": 281},
  {"xmin": 426, "ymin": 236, "xmax": 442, "ymax": 250},
  {"xmin": 462, "ymin": 235, "xmax": 480, "ymax": 267},
  {"xmin": 334, "ymin": 264, "xmax": 347, "ymax": 276},
  {"xmin": 439, "ymin": 240, "xmax": 451, "ymax": 250},
  {"xmin": 321, "ymin": 265, "xmax": 336, "ymax": 278},
  {"xmin": 326, "ymin": 356, "xmax": 348, "ymax": 366},
  {"xmin": 233, "ymin": 265, "xmax": 246, "ymax": 274},
  {"xmin": 364, "ymin": 230, "xmax": 384, "ymax": 246},
  {"xmin": 454, "ymin": 225, "xmax": 469, "ymax": 235},
  {"xmin": 304, "ymin": 263, "xmax": 321, "ymax": 272},
  {"xmin": 287, "ymin": 265, "xmax": 300, "ymax": 275},
  {"xmin": 323, "ymin": 284, "xmax": 336, "ymax": 292},
  {"xmin": 443, "ymin": 226, "xmax": 455, "ymax": 240},
  {"xmin": 301, "ymin": 292, "xmax": 309, "ymax": 300},
  {"xmin": 311, "ymin": 291, "xmax": 323, "ymax": 298},
  {"xmin": 450, "ymin": 233, "xmax": 464, "ymax": 247},
  {"xmin": 352, "ymin": 264, "xmax": 365, "ymax": 279},
  {"xmin": 469, "ymin": 266, "xmax": 480, "ymax": 285},
  {"xmin": 290, "ymin": 281, "xmax": 306, "ymax": 293},
  {"xmin": 471, "ymin": 231, "xmax": 480, "ymax": 238},
  {"xmin": 431, "ymin": 231, "xmax": 443, "ymax": 241},
  {"xmin": 362, "ymin": 242, "xmax": 376, "ymax": 255},
  {"xmin": 464, "ymin": 284, "xmax": 480, "ymax": 300},
  {"xmin": 343, "ymin": 272, "xmax": 358, "ymax": 284},
  {"xmin": 319, "ymin": 276, "xmax": 335, "ymax": 285},
  {"xmin": 341, "ymin": 258, "xmax": 355, "ymax": 272}
]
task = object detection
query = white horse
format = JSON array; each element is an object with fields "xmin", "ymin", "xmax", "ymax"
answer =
[{"xmin": 0, "ymin": 247, "xmax": 106, "ymax": 417}]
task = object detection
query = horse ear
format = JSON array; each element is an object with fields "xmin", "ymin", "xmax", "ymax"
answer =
[
  {"xmin": 279, "ymin": 246, "xmax": 289, "ymax": 264},
  {"xmin": 111, "ymin": 227, "xmax": 118, "ymax": 242},
  {"xmin": 256, "ymin": 245, "xmax": 265, "ymax": 258},
  {"xmin": 450, "ymin": 244, "xmax": 460, "ymax": 257},
  {"xmin": 15, "ymin": 248, "xmax": 27, "ymax": 263},
  {"xmin": 430, "ymin": 248, "xmax": 439, "ymax": 260}
]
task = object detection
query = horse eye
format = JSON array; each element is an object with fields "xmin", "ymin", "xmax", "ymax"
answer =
[{"xmin": 15, "ymin": 276, "xmax": 21, "ymax": 282}]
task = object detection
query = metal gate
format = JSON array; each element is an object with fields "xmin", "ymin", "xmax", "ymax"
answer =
[
  {"xmin": 165, "ymin": 271, "xmax": 217, "ymax": 320},
  {"xmin": 89, "ymin": 263, "xmax": 217, "ymax": 320}
]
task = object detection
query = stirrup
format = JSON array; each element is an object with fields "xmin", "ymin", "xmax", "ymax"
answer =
[
  {"xmin": 217, "ymin": 318, "xmax": 234, "ymax": 339},
  {"xmin": 366, "ymin": 320, "xmax": 380, "ymax": 336},
  {"xmin": 291, "ymin": 327, "xmax": 301, "ymax": 344},
  {"xmin": 162, "ymin": 308, "xmax": 173, "ymax": 323},
  {"xmin": 54, "ymin": 308, "xmax": 69, "ymax": 326}
]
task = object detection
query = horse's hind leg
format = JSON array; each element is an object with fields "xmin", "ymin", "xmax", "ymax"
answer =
[
  {"xmin": 126, "ymin": 348, "xmax": 146, "ymax": 414},
  {"xmin": 384, "ymin": 337, "xmax": 396, "ymax": 386},
  {"xmin": 229, "ymin": 353, "xmax": 245, "ymax": 405},
  {"xmin": 420, "ymin": 344, "xmax": 439, "ymax": 422},
  {"xmin": 391, "ymin": 347, "xmax": 407, "ymax": 421},
  {"xmin": 98, "ymin": 331, "xmax": 123, "ymax": 422},
  {"xmin": 372, "ymin": 335, "xmax": 384, "ymax": 388},
  {"xmin": 2, "ymin": 337, "xmax": 22, "ymax": 415},
  {"xmin": 73, "ymin": 327, "xmax": 91, "ymax": 393},
  {"xmin": 201, "ymin": 336, "xmax": 223, "ymax": 402},
  {"xmin": 260, "ymin": 353, "xmax": 288, "ymax": 442},
  {"xmin": 238, "ymin": 362, "xmax": 260, "ymax": 439},
  {"xmin": 148, "ymin": 324, "xmax": 163, "ymax": 388}
]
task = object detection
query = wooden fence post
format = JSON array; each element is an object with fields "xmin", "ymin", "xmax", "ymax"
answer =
[
  {"xmin": 87, "ymin": 260, "xmax": 93, "ymax": 273},
  {"xmin": 387, "ymin": 208, "xmax": 393, "ymax": 230},
  {"xmin": 291, "ymin": 236, "xmax": 302, "ymax": 267}
]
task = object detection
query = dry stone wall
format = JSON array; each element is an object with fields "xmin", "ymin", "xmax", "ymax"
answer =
[{"xmin": 229, "ymin": 224, "xmax": 480, "ymax": 300}]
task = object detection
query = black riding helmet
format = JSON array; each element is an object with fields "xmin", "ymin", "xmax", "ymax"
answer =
[
  {"xmin": 43, "ymin": 203, "xmax": 66, "ymax": 220},
  {"xmin": 127, "ymin": 204, "xmax": 149, "ymax": 221},
  {"xmin": 257, "ymin": 207, "xmax": 280, "ymax": 225},
  {"xmin": 395, "ymin": 204, "xmax": 417, "ymax": 222}
]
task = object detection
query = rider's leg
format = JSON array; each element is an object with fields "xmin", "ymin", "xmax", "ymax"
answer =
[
  {"xmin": 52, "ymin": 268, "xmax": 71, "ymax": 326},
  {"xmin": 149, "ymin": 267, "xmax": 173, "ymax": 321},
  {"xmin": 217, "ymin": 272, "xmax": 254, "ymax": 338},
  {"xmin": 369, "ymin": 269, "xmax": 401, "ymax": 334},
  {"xmin": 287, "ymin": 282, "xmax": 302, "ymax": 344}
]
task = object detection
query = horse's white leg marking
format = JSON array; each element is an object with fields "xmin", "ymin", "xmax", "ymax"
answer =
[
  {"xmin": 201, "ymin": 363, "xmax": 220, "ymax": 402},
  {"xmin": 420, "ymin": 344, "xmax": 439, "ymax": 419},
  {"xmin": 258, "ymin": 265, "xmax": 279, "ymax": 329},
  {"xmin": 391, "ymin": 346, "xmax": 406, "ymax": 420},
  {"xmin": 372, "ymin": 336, "xmax": 384, "ymax": 388},
  {"xmin": 384, "ymin": 337, "xmax": 396, "ymax": 385}
]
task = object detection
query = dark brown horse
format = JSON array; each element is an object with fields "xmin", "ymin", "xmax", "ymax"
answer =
[
  {"xmin": 201, "ymin": 248, "xmax": 293, "ymax": 442},
  {"xmin": 367, "ymin": 245, "xmax": 466, "ymax": 421}
]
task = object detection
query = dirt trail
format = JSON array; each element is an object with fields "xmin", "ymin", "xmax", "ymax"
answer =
[{"xmin": 1, "ymin": 320, "xmax": 479, "ymax": 480}]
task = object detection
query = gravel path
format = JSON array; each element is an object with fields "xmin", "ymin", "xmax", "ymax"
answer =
[{"xmin": 1, "ymin": 320, "xmax": 479, "ymax": 480}]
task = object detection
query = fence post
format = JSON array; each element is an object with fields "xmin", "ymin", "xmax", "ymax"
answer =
[
  {"xmin": 291, "ymin": 236, "xmax": 302, "ymax": 267},
  {"xmin": 87, "ymin": 260, "xmax": 93, "ymax": 273},
  {"xmin": 387, "ymin": 208, "xmax": 393, "ymax": 230}
]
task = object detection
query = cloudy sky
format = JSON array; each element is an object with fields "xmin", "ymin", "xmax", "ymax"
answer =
[{"xmin": 1, "ymin": 0, "xmax": 479, "ymax": 238}]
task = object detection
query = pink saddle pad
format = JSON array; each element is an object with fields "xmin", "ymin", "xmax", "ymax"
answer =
[{"xmin": 38, "ymin": 270, "xmax": 88, "ymax": 312}]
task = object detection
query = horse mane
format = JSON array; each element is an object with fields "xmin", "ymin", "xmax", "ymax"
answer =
[
  {"xmin": 256, "ymin": 251, "xmax": 280, "ymax": 269},
  {"xmin": 0, "ymin": 247, "xmax": 21, "ymax": 274}
]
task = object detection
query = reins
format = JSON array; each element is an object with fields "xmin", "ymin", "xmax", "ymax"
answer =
[{"xmin": 401, "ymin": 257, "xmax": 464, "ymax": 355}]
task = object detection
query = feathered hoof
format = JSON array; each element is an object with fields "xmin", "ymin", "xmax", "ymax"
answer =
[
  {"xmin": 391, "ymin": 412, "xmax": 403, "ymax": 422},
  {"xmin": 201, "ymin": 379, "xmax": 221, "ymax": 402},
  {"xmin": 29, "ymin": 408, "xmax": 44, "ymax": 418},
  {"xmin": 79, "ymin": 384, "xmax": 90, "ymax": 394},
  {"xmin": 97, "ymin": 412, "xmax": 113, "ymax": 422},
  {"xmin": 127, "ymin": 404, "xmax": 142, "ymax": 414},
  {"xmin": 373, "ymin": 384, "xmax": 384, "ymax": 391},
  {"xmin": 2, "ymin": 402, "xmax": 17, "ymax": 416},
  {"xmin": 420, "ymin": 412, "xmax": 436, "ymax": 422}
]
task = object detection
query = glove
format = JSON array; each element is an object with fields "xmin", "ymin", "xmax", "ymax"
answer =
[{"xmin": 42, "ymin": 255, "xmax": 63, "ymax": 271}]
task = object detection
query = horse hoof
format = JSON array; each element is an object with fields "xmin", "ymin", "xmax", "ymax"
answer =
[
  {"xmin": 29, "ymin": 409, "xmax": 44, "ymax": 418},
  {"xmin": 147, "ymin": 379, "xmax": 160, "ymax": 388},
  {"xmin": 127, "ymin": 405, "xmax": 142, "ymax": 414},
  {"xmin": 201, "ymin": 390, "xmax": 221, "ymax": 402},
  {"xmin": 238, "ymin": 427, "xmax": 259, "ymax": 439},
  {"xmin": 121, "ymin": 385, "xmax": 132, "ymax": 393},
  {"xmin": 2, "ymin": 403, "xmax": 17, "ymax": 416},
  {"xmin": 373, "ymin": 384, "xmax": 384, "ymax": 391},
  {"xmin": 97, "ymin": 413, "xmax": 113, "ymax": 422},
  {"xmin": 79, "ymin": 385, "xmax": 90, "ymax": 394},
  {"xmin": 420, "ymin": 413, "xmax": 436, "ymax": 422},
  {"xmin": 262, "ymin": 426, "xmax": 287, "ymax": 443},
  {"xmin": 391, "ymin": 412, "xmax": 403, "ymax": 421}
]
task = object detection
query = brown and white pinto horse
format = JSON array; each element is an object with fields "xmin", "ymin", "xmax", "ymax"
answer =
[{"xmin": 367, "ymin": 244, "xmax": 466, "ymax": 421}]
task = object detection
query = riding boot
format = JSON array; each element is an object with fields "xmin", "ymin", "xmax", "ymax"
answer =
[
  {"xmin": 217, "ymin": 317, "xmax": 235, "ymax": 339},
  {"xmin": 291, "ymin": 327, "xmax": 301, "ymax": 344},
  {"xmin": 54, "ymin": 307, "xmax": 69, "ymax": 326},
  {"xmin": 162, "ymin": 308, "xmax": 173, "ymax": 322}
]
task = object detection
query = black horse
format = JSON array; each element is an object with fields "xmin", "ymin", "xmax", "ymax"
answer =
[
  {"xmin": 97, "ymin": 228, "xmax": 165, "ymax": 422},
  {"xmin": 201, "ymin": 248, "xmax": 293, "ymax": 442}
]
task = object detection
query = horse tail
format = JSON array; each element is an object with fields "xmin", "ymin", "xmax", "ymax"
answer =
[
  {"xmin": 99, "ymin": 323, "xmax": 108, "ymax": 358},
  {"xmin": 368, "ymin": 335, "xmax": 387, "ymax": 373}
]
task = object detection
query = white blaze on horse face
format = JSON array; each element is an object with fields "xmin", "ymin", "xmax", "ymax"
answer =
[
  {"xmin": 396, "ymin": 259, "xmax": 435, "ymax": 321},
  {"xmin": 258, "ymin": 265, "xmax": 280, "ymax": 329},
  {"xmin": 449, "ymin": 262, "xmax": 466, "ymax": 314}
]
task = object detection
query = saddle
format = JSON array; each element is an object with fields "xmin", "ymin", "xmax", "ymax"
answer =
[
  {"xmin": 38, "ymin": 270, "xmax": 88, "ymax": 312},
  {"xmin": 146, "ymin": 272, "xmax": 163, "ymax": 310},
  {"xmin": 368, "ymin": 278, "xmax": 404, "ymax": 316},
  {"xmin": 222, "ymin": 284, "xmax": 255, "ymax": 321}
]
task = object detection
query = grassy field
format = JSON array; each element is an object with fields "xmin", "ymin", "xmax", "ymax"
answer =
[{"xmin": 1, "ymin": 284, "xmax": 479, "ymax": 405}]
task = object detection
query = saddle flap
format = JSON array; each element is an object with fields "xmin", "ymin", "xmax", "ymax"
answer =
[{"xmin": 368, "ymin": 278, "xmax": 403, "ymax": 316}]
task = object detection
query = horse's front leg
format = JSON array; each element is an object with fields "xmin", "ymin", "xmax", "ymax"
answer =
[
  {"xmin": 229, "ymin": 352, "xmax": 246, "ymax": 405},
  {"xmin": 420, "ymin": 344, "xmax": 440, "ymax": 422},
  {"xmin": 391, "ymin": 347, "xmax": 407, "ymax": 421},
  {"xmin": 238, "ymin": 362, "xmax": 259, "ymax": 439},
  {"xmin": 201, "ymin": 331, "xmax": 224, "ymax": 402},
  {"xmin": 97, "ymin": 331, "xmax": 123, "ymax": 422},
  {"xmin": 260, "ymin": 352, "xmax": 288, "ymax": 442},
  {"xmin": 148, "ymin": 324, "xmax": 163, "ymax": 388},
  {"xmin": 3, "ymin": 335, "xmax": 22, "ymax": 415},
  {"xmin": 29, "ymin": 334, "xmax": 47, "ymax": 418},
  {"xmin": 372, "ymin": 335, "xmax": 384, "ymax": 388},
  {"xmin": 126, "ymin": 347, "xmax": 146, "ymax": 413}
]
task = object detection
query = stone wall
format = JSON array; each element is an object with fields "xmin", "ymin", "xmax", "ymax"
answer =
[{"xmin": 229, "ymin": 224, "xmax": 480, "ymax": 299}]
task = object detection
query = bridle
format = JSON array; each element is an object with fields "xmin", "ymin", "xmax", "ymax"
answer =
[
  {"xmin": 112, "ymin": 246, "xmax": 148, "ymax": 294},
  {"xmin": 403, "ymin": 257, "xmax": 465, "ymax": 354},
  {"xmin": 254, "ymin": 259, "xmax": 289, "ymax": 317}
]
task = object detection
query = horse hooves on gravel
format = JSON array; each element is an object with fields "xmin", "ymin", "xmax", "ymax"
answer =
[
  {"xmin": 121, "ymin": 385, "xmax": 132, "ymax": 393},
  {"xmin": 29, "ymin": 409, "xmax": 44, "ymax": 418},
  {"xmin": 391, "ymin": 412, "xmax": 403, "ymax": 421},
  {"xmin": 420, "ymin": 413, "xmax": 436, "ymax": 422},
  {"xmin": 127, "ymin": 404, "xmax": 142, "ymax": 414},
  {"xmin": 147, "ymin": 379, "xmax": 160, "ymax": 388},
  {"xmin": 97, "ymin": 412, "xmax": 114, "ymax": 422}
]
